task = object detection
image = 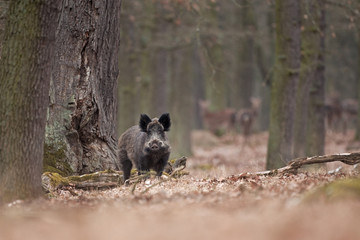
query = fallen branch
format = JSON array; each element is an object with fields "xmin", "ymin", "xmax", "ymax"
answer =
[
  {"xmin": 42, "ymin": 156, "xmax": 188, "ymax": 192},
  {"xmin": 256, "ymin": 152, "xmax": 360, "ymax": 176}
]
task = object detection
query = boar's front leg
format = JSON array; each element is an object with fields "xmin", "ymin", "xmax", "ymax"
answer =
[
  {"xmin": 154, "ymin": 153, "xmax": 170, "ymax": 178},
  {"xmin": 138, "ymin": 157, "xmax": 150, "ymax": 176},
  {"xmin": 119, "ymin": 150, "xmax": 132, "ymax": 181}
]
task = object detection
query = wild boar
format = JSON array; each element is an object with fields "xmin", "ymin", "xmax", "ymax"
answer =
[{"xmin": 118, "ymin": 113, "xmax": 171, "ymax": 181}]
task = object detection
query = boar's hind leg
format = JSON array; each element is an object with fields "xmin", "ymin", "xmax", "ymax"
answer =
[{"xmin": 119, "ymin": 150, "xmax": 132, "ymax": 181}]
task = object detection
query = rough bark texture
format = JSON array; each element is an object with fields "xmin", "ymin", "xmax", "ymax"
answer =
[
  {"xmin": 0, "ymin": 0, "xmax": 9, "ymax": 58},
  {"xmin": 266, "ymin": 0, "xmax": 300, "ymax": 169},
  {"xmin": 45, "ymin": 0, "xmax": 121, "ymax": 175},
  {"xmin": 0, "ymin": 0, "xmax": 60, "ymax": 202}
]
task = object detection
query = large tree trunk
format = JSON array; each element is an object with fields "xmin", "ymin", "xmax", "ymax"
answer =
[
  {"xmin": 0, "ymin": 0, "xmax": 60, "ymax": 202},
  {"xmin": 45, "ymin": 0, "xmax": 121, "ymax": 175},
  {"xmin": 266, "ymin": 0, "xmax": 301, "ymax": 169}
]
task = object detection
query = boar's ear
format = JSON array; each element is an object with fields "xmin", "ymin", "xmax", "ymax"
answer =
[
  {"xmin": 139, "ymin": 114, "xmax": 152, "ymax": 132},
  {"xmin": 159, "ymin": 113, "xmax": 171, "ymax": 131}
]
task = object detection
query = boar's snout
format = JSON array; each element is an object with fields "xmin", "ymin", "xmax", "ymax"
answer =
[
  {"xmin": 145, "ymin": 139, "xmax": 168, "ymax": 152},
  {"xmin": 150, "ymin": 139, "xmax": 160, "ymax": 150}
]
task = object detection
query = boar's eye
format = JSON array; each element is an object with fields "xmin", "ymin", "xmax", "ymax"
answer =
[
  {"xmin": 159, "ymin": 113, "xmax": 171, "ymax": 131},
  {"xmin": 139, "ymin": 114, "xmax": 152, "ymax": 132}
]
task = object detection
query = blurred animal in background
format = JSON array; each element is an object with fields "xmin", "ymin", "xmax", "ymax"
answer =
[
  {"xmin": 325, "ymin": 95, "xmax": 343, "ymax": 132},
  {"xmin": 236, "ymin": 98, "xmax": 261, "ymax": 138},
  {"xmin": 341, "ymin": 98, "xmax": 358, "ymax": 134},
  {"xmin": 198, "ymin": 98, "xmax": 261, "ymax": 139},
  {"xmin": 325, "ymin": 95, "xmax": 358, "ymax": 134},
  {"xmin": 118, "ymin": 113, "xmax": 171, "ymax": 181},
  {"xmin": 198, "ymin": 100, "xmax": 237, "ymax": 136}
]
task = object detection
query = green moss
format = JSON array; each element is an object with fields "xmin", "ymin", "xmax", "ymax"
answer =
[
  {"xmin": 43, "ymin": 172, "xmax": 69, "ymax": 188},
  {"xmin": 168, "ymin": 159, "xmax": 176, "ymax": 165},
  {"xmin": 193, "ymin": 164, "xmax": 214, "ymax": 171},
  {"xmin": 68, "ymin": 174, "xmax": 100, "ymax": 182},
  {"xmin": 43, "ymin": 143, "xmax": 73, "ymax": 176},
  {"xmin": 304, "ymin": 178, "xmax": 360, "ymax": 202}
]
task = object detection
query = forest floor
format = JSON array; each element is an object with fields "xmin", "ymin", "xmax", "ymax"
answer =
[{"xmin": 1, "ymin": 130, "xmax": 360, "ymax": 240}]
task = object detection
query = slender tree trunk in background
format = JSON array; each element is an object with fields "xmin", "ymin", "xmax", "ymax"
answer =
[
  {"xmin": 255, "ymin": 4, "xmax": 274, "ymax": 131},
  {"xmin": 293, "ymin": 1, "xmax": 318, "ymax": 158},
  {"xmin": 193, "ymin": 40, "xmax": 206, "ymax": 129},
  {"xmin": 45, "ymin": 0, "xmax": 121, "ymax": 175},
  {"xmin": 356, "ymin": 30, "xmax": 360, "ymax": 141},
  {"xmin": 203, "ymin": 1, "xmax": 226, "ymax": 111},
  {"xmin": 170, "ymin": 45, "xmax": 193, "ymax": 157},
  {"xmin": 235, "ymin": 0, "xmax": 255, "ymax": 109},
  {"xmin": 0, "ymin": 0, "xmax": 59, "ymax": 203},
  {"xmin": 118, "ymin": 1, "xmax": 138, "ymax": 134},
  {"xmin": 169, "ymin": 4, "xmax": 193, "ymax": 157},
  {"xmin": 266, "ymin": 0, "xmax": 300, "ymax": 169},
  {"xmin": 306, "ymin": 0, "xmax": 326, "ymax": 158},
  {"xmin": 152, "ymin": 2, "xmax": 171, "ymax": 116},
  {"xmin": 137, "ymin": 2, "xmax": 155, "ymax": 115}
]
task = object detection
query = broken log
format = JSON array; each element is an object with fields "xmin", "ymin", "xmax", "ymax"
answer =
[{"xmin": 257, "ymin": 152, "xmax": 360, "ymax": 176}]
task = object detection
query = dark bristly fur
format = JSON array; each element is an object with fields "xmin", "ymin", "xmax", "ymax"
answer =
[{"xmin": 118, "ymin": 113, "xmax": 171, "ymax": 181}]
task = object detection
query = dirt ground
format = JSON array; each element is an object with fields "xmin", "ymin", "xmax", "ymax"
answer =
[{"xmin": 1, "ymin": 130, "xmax": 360, "ymax": 240}]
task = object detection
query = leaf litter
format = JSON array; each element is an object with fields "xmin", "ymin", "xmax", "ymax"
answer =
[{"xmin": 1, "ymin": 130, "xmax": 360, "ymax": 240}]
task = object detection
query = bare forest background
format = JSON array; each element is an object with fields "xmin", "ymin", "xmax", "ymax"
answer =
[{"xmin": 118, "ymin": 0, "xmax": 360, "ymax": 159}]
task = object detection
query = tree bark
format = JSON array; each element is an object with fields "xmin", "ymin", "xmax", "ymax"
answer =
[
  {"xmin": 266, "ymin": 0, "xmax": 301, "ymax": 169},
  {"xmin": 0, "ymin": 0, "xmax": 9, "ymax": 58},
  {"xmin": 0, "ymin": 0, "xmax": 60, "ymax": 203},
  {"xmin": 45, "ymin": 0, "xmax": 121, "ymax": 175}
]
